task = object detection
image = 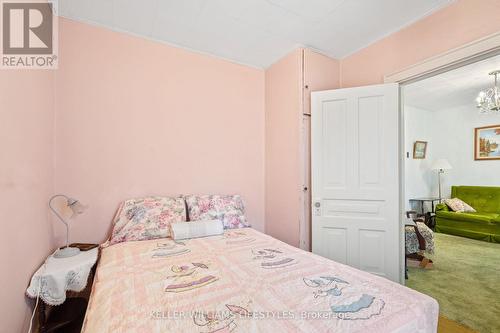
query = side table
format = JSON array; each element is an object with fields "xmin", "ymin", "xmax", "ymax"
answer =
[
  {"xmin": 26, "ymin": 244, "xmax": 99, "ymax": 333},
  {"xmin": 409, "ymin": 197, "xmax": 441, "ymax": 214}
]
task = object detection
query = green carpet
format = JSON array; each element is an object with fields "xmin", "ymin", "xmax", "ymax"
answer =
[{"xmin": 406, "ymin": 233, "xmax": 500, "ymax": 333}]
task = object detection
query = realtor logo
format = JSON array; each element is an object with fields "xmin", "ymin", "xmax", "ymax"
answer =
[{"xmin": 1, "ymin": 0, "xmax": 58, "ymax": 69}]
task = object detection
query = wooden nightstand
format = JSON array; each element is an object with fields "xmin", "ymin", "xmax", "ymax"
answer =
[{"xmin": 26, "ymin": 244, "xmax": 99, "ymax": 333}]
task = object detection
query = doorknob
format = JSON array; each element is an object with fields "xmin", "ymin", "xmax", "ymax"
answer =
[{"xmin": 313, "ymin": 201, "xmax": 321, "ymax": 216}]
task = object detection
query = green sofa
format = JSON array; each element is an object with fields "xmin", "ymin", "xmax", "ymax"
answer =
[{"xmin": 435, "ymin": 186, "xmax": 500, "ymax": 243}]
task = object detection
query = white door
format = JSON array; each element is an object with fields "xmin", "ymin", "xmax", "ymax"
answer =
[{"xmin": 311, "ymin": 83, "xmax": 401, "ymax": 283}]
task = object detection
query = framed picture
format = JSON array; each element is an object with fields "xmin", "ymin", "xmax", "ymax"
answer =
[
  {"xmin": 475, "ymin": 125, "xmax": 500, "ymax": 160},
  {"xmin": 413, "ymin": 141, "xmax": 427, "ymax": 159}
]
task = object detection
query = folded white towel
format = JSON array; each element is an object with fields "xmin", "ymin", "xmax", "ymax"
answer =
[{"xmin": 171, "ymin": 220, "xmax": 224, "ymax": 240}]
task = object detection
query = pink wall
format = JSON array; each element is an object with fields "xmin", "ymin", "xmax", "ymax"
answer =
[
  {"xmin": 265, "ymin": 49, "xmax": 339, "ymax": 248},
  {"xmin": 53, "ymin": 18, "xmax": 265, "ymax": 245},
  {"xmin": 341, "ymin": 0, "xmax": 500, "ymax": 87},
  {"xmin": 264, "ymin": 0, "xmax": 500, "ymax": 248},
  {"xmin": 303, "ymin": 49, "xmax": 341, "ymax": 114},
  {"xmin": 265, "ymin": 49, "xmax": 303, "ymax": 247},
  {"xmin": 0, "ymin": 70, "xmax": 55, "ymax": 332},
  {"xmin": 4, "ymin": 1, "xmax": 500, "ymax": 329},
  {"xmin": 302, "ymin": 49, "xmax": 340, "ymax": 250}
]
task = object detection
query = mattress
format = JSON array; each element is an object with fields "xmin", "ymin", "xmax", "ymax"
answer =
[{"xmin": 82, "ymin": 228, "xmax": 438, "ymax": 332}]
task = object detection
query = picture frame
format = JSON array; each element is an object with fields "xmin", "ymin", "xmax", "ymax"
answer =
[
  {"xmin": 475, "ymin": 125, "xmax": 500, "ymax": 160},
  {"xmin": 413, "ymin": 141, "xmax": 427, "ymax": 159}
]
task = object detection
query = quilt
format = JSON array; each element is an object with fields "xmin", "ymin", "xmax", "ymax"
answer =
[{"xmin": 82, "ymin": 228, "xmax": 438, "ymax": 332}]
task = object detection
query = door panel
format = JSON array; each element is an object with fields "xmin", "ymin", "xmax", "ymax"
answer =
[
  {"xmin": 311, "ymin": 84, "xmax": 400, "ymax": 283},
  {"xmin": 358, "ymin": 96, "xmax": 383, "ymax": 187},
  {"xmin": 323, "ymin": 199, "xmax": 382, "ymax": 216},
  {"xmin": 322, "ymin": 100, "xmax": 347, "ymax": 190},
  {"xmin": 359, "ymin": 229, "xmax": 386, "ymax": 274},
  {"xmin": 318, "ymin": 227, "xmax": 347, "ymax": 264}
]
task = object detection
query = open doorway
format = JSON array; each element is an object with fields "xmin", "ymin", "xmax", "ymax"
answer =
[{"xmin": 402, "ymin": 54, "xmax": 500, "ymax": 333}]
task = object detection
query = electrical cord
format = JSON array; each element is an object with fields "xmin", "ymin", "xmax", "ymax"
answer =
[{"xmin": 28, "ymin": 248, "xmax": 59, "ymax": 333}]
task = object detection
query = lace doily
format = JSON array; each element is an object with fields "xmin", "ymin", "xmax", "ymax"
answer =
[{"xmin": 26, "ymin": 248, "xmax": 98, "ymax": 306}]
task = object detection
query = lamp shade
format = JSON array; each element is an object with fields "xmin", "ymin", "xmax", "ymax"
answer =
[
  {"xmin": 431, "ymin": 158, "xmax": 452, "ymax": 171},
  {"xmin": 49, "ymin": 194, "xmax": 87, "ymax": 258},
  {"xmin": 67, "ymin": 198, "xmax": 87, "ymax": 217}
]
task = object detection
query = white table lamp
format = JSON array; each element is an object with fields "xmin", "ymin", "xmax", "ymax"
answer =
[
  {"xmin": 49, "ymin": 194, "xmax": 87, "ymax": 258},
  {"xmin": 431, "ymin": 159, "xmax": 452, "ymax": 201}
]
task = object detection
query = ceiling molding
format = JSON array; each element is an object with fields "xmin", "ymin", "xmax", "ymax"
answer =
[
  {"xmin": 385, "ymin": 31, "xmax": 500, "ymax": 84},
  {"xmin": 339, "ymin": 0, "xmax": 455, "ymax": 60},
  {"xmin": 57, "ymin": 0, "xmax": 453, "ymax": 69},
  {"xmin": 57, "ymin": 15, "xmax": 267, "ymax": 71},
  {"xmin": 402, "ymin": 53, "xmax": 500, "ymax": 112}
]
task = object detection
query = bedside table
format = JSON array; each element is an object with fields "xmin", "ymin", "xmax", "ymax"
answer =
[{"xmin": 26, "ymin": 245, "xmax": 99, "ymax": 333}]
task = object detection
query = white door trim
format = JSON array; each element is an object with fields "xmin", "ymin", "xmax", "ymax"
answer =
[
  {"xmin": 384, "ymin": 31, "xmax": 500, "ymax": 84},
  {"xmin": 385, "ymin": 32, "xmax": 500, "ymax": 283}
]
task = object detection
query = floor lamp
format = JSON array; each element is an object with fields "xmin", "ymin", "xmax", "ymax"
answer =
[{"xmin": 431, "ymin": 159, "xmax": 452, "ymax": 202}]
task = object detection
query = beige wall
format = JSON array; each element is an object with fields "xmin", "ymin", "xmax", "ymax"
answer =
[
  {"xmin": 0, "ymin": 70, "xmax": 55, "ymax": 332},
  {"xmin": 53, "ymin": 19, "xmax": 266, "ymax": 245}
]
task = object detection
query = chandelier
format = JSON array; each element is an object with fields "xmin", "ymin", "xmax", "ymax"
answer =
[{"xmin": 476, "ymin": 70, "xmax": 500, "ymax": 114}]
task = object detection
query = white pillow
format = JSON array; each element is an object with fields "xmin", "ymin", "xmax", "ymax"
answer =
[
  {"xmin": 171, "ymin": 220, "xmax": 223, "ymax": 240},
  {"xmin": 444, "ymin": 198, "xmax": 476, "ymax": 213}
]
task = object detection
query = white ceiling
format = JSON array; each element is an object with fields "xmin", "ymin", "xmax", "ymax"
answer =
[
  {"xmin": 57, "ymin": 0, "xmax": 454, "ymax": 68},
  {"xmin": 404, "ymin": 54, "xmax": 500, "ymax": 112}
]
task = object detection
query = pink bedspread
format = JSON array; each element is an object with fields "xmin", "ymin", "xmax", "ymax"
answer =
[{"xmin": 83, "ymin": 228, "xmax": 438, "ymax": 333}]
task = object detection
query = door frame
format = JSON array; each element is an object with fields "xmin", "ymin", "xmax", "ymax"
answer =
[
  {"xmin": 384, "ymin": 31, "xmax": 500, "ymax": 283},
  {"xmin": 384, "ymin": 32, "xmax": 500, "ymax": 84}
]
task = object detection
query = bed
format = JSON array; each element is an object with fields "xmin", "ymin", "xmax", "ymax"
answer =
[{"xmin": 82, "ymin": 227, "xmax": 438, "ymax": 332}]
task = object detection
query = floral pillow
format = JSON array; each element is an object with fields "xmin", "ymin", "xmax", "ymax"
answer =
[
  {"xmin": 444, "ymin": 198, "xmax": 476, "ymax": 213},
  {"xmin": 107, "ymin": 196, "xmax": 186, "ymax": 245},
  {"xmin": 185, "ymin": 194, "xmax": 249, "ymax": 229}
]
